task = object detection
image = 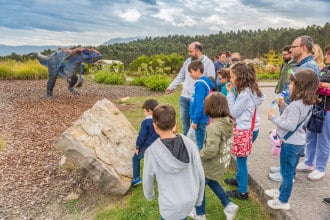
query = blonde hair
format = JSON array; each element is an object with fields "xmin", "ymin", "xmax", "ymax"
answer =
[{"xmin": 312, "ymin": 44, "xmax": 325, "ymax": 69}]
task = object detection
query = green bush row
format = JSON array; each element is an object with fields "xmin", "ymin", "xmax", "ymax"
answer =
[
  {"xmin": 0, "ymin": 60, "xmax": 48, "ymax": 80},
  {"xmin": 0, "ymin": 59, "xmax": 279, "ymax": 91}
]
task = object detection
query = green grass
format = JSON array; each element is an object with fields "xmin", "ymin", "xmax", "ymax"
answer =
[
  {"xmin": 95, "ymin": 89, "xmax": 273, "ymax": 220},
  {"xmin": 64, "ymin": 199, "xmax": 80, "ymax": 214}
]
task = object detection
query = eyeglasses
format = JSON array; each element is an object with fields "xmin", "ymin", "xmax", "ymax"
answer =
[{"xmin": 290, "ymin": 45, "xmax": 301, "ymax": 49}]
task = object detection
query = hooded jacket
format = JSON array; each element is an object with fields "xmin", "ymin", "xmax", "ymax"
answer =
[
  {"xmin": 143, "ymin": 135, "xmax": 205, "ymax": 220},
  {"xmin": 189, "ymin": 76, "xmax": 215, "ymax": 125},
  {"xmin": 200, "ymin": 117, "xmax": 233, "ymax": 181},
  {"xmin": 227, "ymin": 87, "xmax": 265, "ymax": 130}
]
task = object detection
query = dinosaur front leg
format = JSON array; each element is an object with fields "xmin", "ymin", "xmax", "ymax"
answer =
[{"xmin": 68, "ymin": 74, "xmax": 80, "ymax": 95}]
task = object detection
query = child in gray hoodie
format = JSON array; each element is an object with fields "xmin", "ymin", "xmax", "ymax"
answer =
[{"xmin": 143, "ymin": 104, "xmax": 205, "ymax": 220}]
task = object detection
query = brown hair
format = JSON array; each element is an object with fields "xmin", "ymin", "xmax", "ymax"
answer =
[
  {"xmin": 230, "ymin": 61, "xmax": 262, "ymax": 97},
  {"xmin": 142, "ymin": 99, "xmax": 159, "ymax": 111},
  {"xmin": 188, "ymin": 60, "xmax": 204, "ymax": 73},
  {"xmin": 204, "ymin": 92, "xmax": 230, "ymax": 118},
  {"xmin": 152, "ymin": 104, "xmax": 176, "ymax": 131},
  {"xmin": 325, "ymin": 44, "xmax": 330, "ymax": 53},
  {"xmin": 217, "ymin": 68, "xmax": 230, "ymax": 81},
  {"xmin": 288, "ymin": 69, "xmax": 320, "ymax": 105}
]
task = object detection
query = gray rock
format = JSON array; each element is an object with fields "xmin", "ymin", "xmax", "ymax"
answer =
[{"xmin": 55, "ymin": 98, "xmax": 136, "ymax": 195}]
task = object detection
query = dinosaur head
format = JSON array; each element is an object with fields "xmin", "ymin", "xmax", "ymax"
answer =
[{"xmin": 70, "ymin": 48, "xmax": 102, "ymax": 64}]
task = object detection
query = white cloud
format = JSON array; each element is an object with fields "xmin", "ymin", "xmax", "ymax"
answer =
[
  {"xmin": 118, "ymin": 9, "xmax": 142, "ymax": 22},
  {"xmin": 0, "ymin": 0, "xmax": 328, "ymax": 46}
]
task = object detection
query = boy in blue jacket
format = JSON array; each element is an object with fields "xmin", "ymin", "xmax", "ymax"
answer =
[
  {"xmin": 132, "ymin": 99, "xmax": 159, "ymax": 186},
  {"xmin": 188, "ymin": 60, "xmax": 216, "ymax": 150}
]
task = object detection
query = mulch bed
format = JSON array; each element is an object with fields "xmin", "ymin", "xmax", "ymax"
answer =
[{"xmin": 0, "ymin": 79, "xmax": 161, "ymax": 218}]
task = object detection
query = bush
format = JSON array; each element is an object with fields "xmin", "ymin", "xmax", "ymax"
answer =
[
  {"xmin": 257, "ymin": 71, "xmax": 279, "ymax": 80},
  {"xmin": 0, "ymin": 60, "xmax": 47, "ymax": 80},
  {"xmin": 144, "ymin": 75, "xmax": 171, "ymax": 91},
  {"xmin": 94, "ymin": 70, "xmax": 125, "ymax": 85},
  {"xmin": 129, "ymin": 76, "xmax": 147, "ymax": 86}
]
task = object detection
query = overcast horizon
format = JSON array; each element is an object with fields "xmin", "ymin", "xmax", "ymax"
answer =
[{"xmin": 0, "ymin": 0, "xmax": 329, "ymax": 46}]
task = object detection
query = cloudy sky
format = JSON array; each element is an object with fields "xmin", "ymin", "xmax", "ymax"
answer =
[{"xmin": 0, "ymin": 0, "xmax": 328, "ymax": 46}]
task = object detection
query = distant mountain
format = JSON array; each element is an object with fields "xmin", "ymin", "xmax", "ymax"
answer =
[
  {"xmin": 103, "ymin": 36, "xmax": 143, "ymax": 45},
  {"xmin": 0, "ymin": 45, "xmax": 63, "ymax": 56},
  {"xmin": 0, "ymin": 36, "xmax": 143, "ymax": 56}
]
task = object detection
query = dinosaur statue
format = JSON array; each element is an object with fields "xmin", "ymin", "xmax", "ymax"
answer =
[{"xmin": 29, "ymin": 47, "xmax": 102, "ymax": 97}]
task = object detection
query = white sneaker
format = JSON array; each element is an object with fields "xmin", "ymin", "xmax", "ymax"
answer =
[
  {"xmin": 268, "ymin": 172, "xmax": 295, "ymax": 182},
  {"xmin": 265, "ymin": 189, "xmax": 279, "ymax": 199},
  {"xmin": 196, "ymin": 215, "xmax": 206, "ymax": 220},
  {"xmin": 267, "ymin": 199, "xmax": 290, "ymax": 210},
  {"xmin": 188, "ymin": 208, "xmax": 197, "ymax": 219},
  {"xmin": 270, "ymin": 166, "xmax": 280, "ymax": 173},
  {"xmin": 308, "ymin": 170, "xmax": 325, "ymax": 180},
  {"xmin": 296, "ymin": 162, "xmax": 313, "ymax": 172},
  {"xmin": 268, "ymin": 172, "xmax": 282, "ymax": 182},
  {"xmin": 224, "ymin": 202, "xmax": 239, "ymax": 220}
]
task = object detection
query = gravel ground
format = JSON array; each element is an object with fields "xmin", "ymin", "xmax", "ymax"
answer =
[{"xmin": 0, "ymin": 79, "xmax": 162, "ymax": 219}]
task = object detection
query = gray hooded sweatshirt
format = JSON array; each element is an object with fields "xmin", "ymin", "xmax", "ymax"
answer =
[{"xmin": 143, "ymin": 135, "xmax": 205, "ymax": 220}]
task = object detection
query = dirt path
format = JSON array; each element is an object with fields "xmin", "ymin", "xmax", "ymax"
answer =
[{"xmin": 0, "ymin": 79, "xmax": 161, "ymax": 219}]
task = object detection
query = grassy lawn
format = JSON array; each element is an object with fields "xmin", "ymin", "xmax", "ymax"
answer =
[{"xmin": 95, "ymin": 89, "xmax": 273, "ymax": 220}]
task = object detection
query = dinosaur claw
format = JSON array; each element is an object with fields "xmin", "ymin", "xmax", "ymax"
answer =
[{"xmin": 68, "ymin": 87, "xmax": 80, "ymax": 95}]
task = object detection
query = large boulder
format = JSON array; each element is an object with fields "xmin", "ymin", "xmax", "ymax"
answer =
[{"xmin": 55, "ymin": 98, "xmax": 136, "ymax": 195}]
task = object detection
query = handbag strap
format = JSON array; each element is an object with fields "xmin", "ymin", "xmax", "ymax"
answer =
[
  {"xmin": 250, "ymin": 108, "xmax": 257, "ymax": 132},
  {"xmin": 283, "ymin": 108, "xmax": 312, "ymax": 140}
]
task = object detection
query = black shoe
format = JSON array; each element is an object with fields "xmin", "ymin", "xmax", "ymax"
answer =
[
  {"xmin": 224, "ymin": 178, "xmax": 238, "ymax": 186},
  {"xmin": 300, "ymin": 151, "xmax": 305, "ymax": 157},
  {"xmin": 226, "ymin": 190, "xmax": 249, "ymax": 200},
  {"xmin": 323, "ymin": 198, "xmax": 330, "ymax": 206}
]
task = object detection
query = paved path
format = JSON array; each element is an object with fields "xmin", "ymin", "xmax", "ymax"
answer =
[{"xmin": 249, "ymin": 82, "xmax": 330, "ymax": 219}]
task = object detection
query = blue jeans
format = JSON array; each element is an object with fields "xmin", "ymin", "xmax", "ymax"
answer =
[
  {"xmin": 132, "ymin": 148, "xmax": 145, "ymax": 178},
  {"xmin": 196, "ymin": 178, "xmax": 230, "ymax": 215},
  {"xmin": 279, "ymin": 143, "xmax": 304, "ymax": 203},
  {"xmin": 195, "ymin": 123, "xmax": 207, "ymax": 150},
  {"xmin": 235, "ymin": 130, "xmax": 259, "ymax": 193},
  {"xmin": 305, "ymin": 112, "xmax": 330, "ymax": 172},
  {"xmin": 180, "ymin": 96, "xmax": 191, "ymax": 135}
]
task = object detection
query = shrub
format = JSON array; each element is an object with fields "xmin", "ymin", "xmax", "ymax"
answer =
[
  {"xmin": 0, "ymin": 60, "xmax": 47, "ymax": 80},
  {"xmin": 257, "ymin": 72, "xmax": 279, "ymax": 80},
  {"xmin": 129, "ymin": 76, "xmax": 147, "ymax": 86},
  {"xmin": 94, "ymin": 70, "xmax": 125, "ymax": 85},
  {"xmin": 144, "ymin": 75, "xmax": 171, "ymax": 91}
]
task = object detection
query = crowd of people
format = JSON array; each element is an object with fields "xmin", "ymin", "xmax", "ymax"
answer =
[{"xmin": 130, "ymin": 36, "xmax": 330, "ymax": 219}]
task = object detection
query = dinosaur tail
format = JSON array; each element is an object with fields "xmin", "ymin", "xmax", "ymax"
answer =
[{"xmin": 28, "ymin": 52, "xmax": 49, "ymax": 67}]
